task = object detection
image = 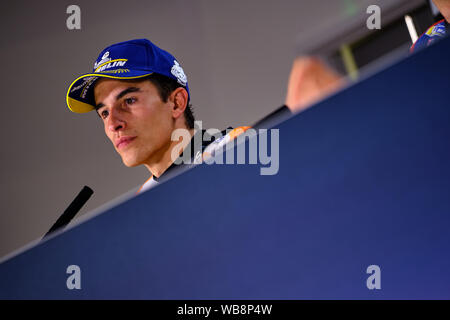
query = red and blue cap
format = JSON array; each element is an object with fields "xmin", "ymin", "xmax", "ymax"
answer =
[{"xmin": 66, "ymin": 39, "xmax": 189, "ymax": 113}]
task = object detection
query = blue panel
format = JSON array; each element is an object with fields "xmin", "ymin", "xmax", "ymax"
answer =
[{"xmin": 1, "ymin": 37, "xmax": 450, "ymax": 299}]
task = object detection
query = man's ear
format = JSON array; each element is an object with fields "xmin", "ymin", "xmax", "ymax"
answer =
[{"xmin": 170, "ymin": 87, "xmax": 189, "ymax": 118}]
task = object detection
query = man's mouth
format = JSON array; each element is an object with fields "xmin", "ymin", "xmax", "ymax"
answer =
[{"xmin": 116, "ymin": 136, "xmax": 136, "ymax": 149}]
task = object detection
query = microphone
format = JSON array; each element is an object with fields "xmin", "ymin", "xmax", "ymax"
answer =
[{"xmin": 42, "ymin": 186, "xmax": 94, "ymax": 240}]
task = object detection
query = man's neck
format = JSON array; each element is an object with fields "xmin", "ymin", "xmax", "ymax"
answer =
[{"xmin": 144, "ymin": 127, "xmax": 195, "ymax": 178}]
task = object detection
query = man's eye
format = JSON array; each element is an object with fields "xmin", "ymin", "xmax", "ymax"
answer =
[
  {"xmin": 100, "ymin": 110, "xmax": 109, "ymax": 119},
  {"xmin": 124, "ymin": 97, "xmax": 137, "ymax": 105}
]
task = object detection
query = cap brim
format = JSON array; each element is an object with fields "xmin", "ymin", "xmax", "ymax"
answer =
[{"xmin": 66, "ymin": 70, "xmax": 153, "ymax": 113}]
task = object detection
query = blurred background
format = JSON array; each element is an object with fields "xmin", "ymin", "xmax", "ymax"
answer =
[{"xmin": 0, "ymin": 0, "xmax": 441, "ymax": 258}]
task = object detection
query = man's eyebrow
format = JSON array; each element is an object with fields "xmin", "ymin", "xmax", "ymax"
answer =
[
  {"xmin": 95, "ymin": 102, "xmax": 105, "ymax": 112},
  {"xmin": 115, "ymin": 87, "xmax": 141, "ymax": 101},
  {"xmin": 94, "ymin": 86, "xmax": 141, "ymax": 113}
]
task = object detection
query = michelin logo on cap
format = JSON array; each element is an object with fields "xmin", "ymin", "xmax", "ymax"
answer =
[
  {"xmin": 171, "ymin": 60, "xmax": 187, "ymax": 86},
  {"xmin": 94, "ymin": 51, "xmax": 111, "ymax": 69},
  {"xmin": 93, "ymin": 51, "xmax": 127, "ymax": 72}
]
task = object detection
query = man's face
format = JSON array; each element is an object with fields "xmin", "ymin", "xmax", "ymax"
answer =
[{"xmin": 94, "ymin": 78, "xmax": 175, "ymax": 167}]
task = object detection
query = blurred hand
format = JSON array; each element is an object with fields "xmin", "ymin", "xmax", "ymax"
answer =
[{"xmin": 285, "ymin": 56, "xmax": 346, "ymax": 113}]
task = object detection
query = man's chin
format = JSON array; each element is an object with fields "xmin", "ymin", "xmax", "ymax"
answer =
[
  {"xmin": 121, "ymin": 156, "xmax": 141, "ymax": 167},
  {"xmin": 123, "ymin": 162, "xmax": 140, "ymax": 168}
]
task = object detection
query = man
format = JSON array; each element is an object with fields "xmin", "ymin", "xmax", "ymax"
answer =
[
  {"xmin": 66, "ymin": 39, "xmax": 343, "ymax": 192},
  {"xmin": 410, "ymin": 0, "xmax": 450, "ymax": 53}
]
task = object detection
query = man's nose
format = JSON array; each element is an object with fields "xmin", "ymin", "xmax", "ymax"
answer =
[{"xmin": 107, "ymin": 109, "xmax": 126, "ymax": 132}]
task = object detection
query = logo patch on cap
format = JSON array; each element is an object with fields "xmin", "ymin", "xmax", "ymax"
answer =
[
  {"xmin": 94, "ymin": 59, "xmax": 128, "ymax": 72},
  {"xmin": 94, "ymin": 51, "xmax": 111, "ymax": 69},
  {"xmin": 171, "ymin": 60, "xmax": 187, "ymax": 86},
  {"xmin": 93, "ymin": 51, "xmax": 128, "ymax": 72}
]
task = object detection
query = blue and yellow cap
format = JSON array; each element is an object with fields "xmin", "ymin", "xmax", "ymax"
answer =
[{"xmin": 66, "ymin": 39, "xmax": 189, "ymax": 113}]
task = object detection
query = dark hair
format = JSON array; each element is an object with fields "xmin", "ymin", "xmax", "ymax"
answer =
[{"xmin": 146, "ymin": 73, "xmax": 195, "ymax": 129}]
